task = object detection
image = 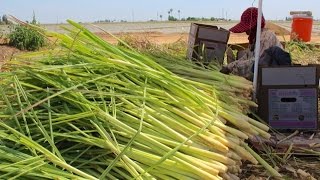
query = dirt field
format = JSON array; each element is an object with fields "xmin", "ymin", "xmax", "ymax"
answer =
[
  {"xmin": 0, "ymin": 45, "xmax": 22, "ymax": 68},
  {"xmin": 96, "ymin": 31, "xmax": 320, "ymax": 45},
  {"xmin": 1, "ymin": 21, "xmax": 320, "ymax": 65},
  {"xmin": 92, "ymin": 21, "xmax": 320, "ymax": 44}
]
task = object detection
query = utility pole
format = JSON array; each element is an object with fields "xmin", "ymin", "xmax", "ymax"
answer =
[
  {"xmin": 222, "ymin": 8, "xmax": 224, "ymax": 19},
  {"xmin": 132, "ymin": 9, "xmax": 135, "ymax": 22},
  {"xmin": 253, "ymin": 0, "xmax": 263, "ymax": 100}
]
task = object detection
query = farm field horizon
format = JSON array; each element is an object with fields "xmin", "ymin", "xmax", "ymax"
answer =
[{"xmin": 1, "ymin": 20, "xmax": 320, "ymax": 45}]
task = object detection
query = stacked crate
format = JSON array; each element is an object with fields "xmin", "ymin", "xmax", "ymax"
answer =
[{"xmin": 187, "ymin": 23, "xmax": 230, "ymax": 65}]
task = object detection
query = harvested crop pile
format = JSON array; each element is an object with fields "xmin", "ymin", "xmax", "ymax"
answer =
[{"xmin": 0, "ymin": 20, "xmax": 280, "ymax": 179}]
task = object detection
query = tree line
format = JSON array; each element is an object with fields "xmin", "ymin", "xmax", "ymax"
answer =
[
  {"xmin": 0, "ymin": 15, "xmax": 10, "ymax": 25},
  {"xmin": 165, "ymin": 8, "xmax": 230, "ymax": 21}
]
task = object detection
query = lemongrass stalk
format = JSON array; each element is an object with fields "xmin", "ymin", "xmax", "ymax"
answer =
[
  {"xmin": 121, "ymin": 107, "xmax": 192, "ymax": 144},
  {"xmin": 144, "ymin": 134, "xmax": 235, "ymax": 165},
  {"xmin": 136, "ymin": 123, "xmax": 224, "ymax": 179},
  {"xmin": 138, "ymin": 105, "xmax": 229, "ymax": 152},
  {"xmin": 63, "ymin": 109, "xmax": 219, "ymax": 179},
  {"xmin": 182, "ymin": 106, "xmax": 227, "ymax": 136},
  {"xmin": 187, "ymin": 155, "xmax": 229, "ymax": 173},
  {"xmin": 166, "ymin": 106, "xmax": 210, "ymax": 129},
  {"xmin": 247, "ymin": 117, "xmax": 270, "ymax": 132},
  {"xmin": 99, "ymin": 77, "xmax": 150, "ymax": 179},
  {"xmin": 236, "ymin": 98, "xmax": 258, "ymax": 108},
  {"xmin": 68, "ymin": 146, "xmax": 92, "ymax": 166},
  {"xmin": 123, "ymin": 96, "xmax": 227, "ymax": 142},
  {"xmin": 96, "ymin": 110, "xmax": 220, "ymax": 179},
  {"xmin": 14, "ymin": 76, "xmax": 65, "ymax": 161},
  {"xmin": 7, "ymin": 161, "xmax": 47, "ymax": 179},
  {"xmin": 114, "ymin": 122, "xmax": 178, "ymax": 145},
  {"xmin": 172, "ymin": 68, "xmax": 252, "ymax": 90},
  {"xmin": 201, "ymin": 111, "xmax": 226, "ymax": 124},
  {"xmin": 191, "ymin": 155, "xmax": 231, "ymax": 174},
  {"xmin": 218, "ymin": 111, "xmax": 251, "ymax": 130},
  {"xmin": 227, "ymin": 150, "xmax": 242, "ymax": 161},
  {"xmin": 112, "ymin": 167, "xmax": 134, "ymax": 180},
  {"xmin": 244, "ymin": 132, "xmax": 254, "ymax": 140},
  {"xmin": 212, "ymin": 120, "xmax": 249, "ymax": 140},
  {"xmin": 50, "ymin": 111, "xmax": 97, "ymax": 125},
  {"xmin": 232, "ymin": 144, "xmax": 258, "ymax": 164},
  {"xmin": 0, "ymin": 159, "xmax": 45, "ymax": 179},
  {"xmin": 148, "ymin": 105, "xmax": 226, "ymax": 138},
  {"xmin": 251, "ymin": 125, "xmax": 271, "ymax": 139},
  {"xmin": 186, "ymin": 84, "xmax": 243, "ymax": 113},
  {"xmin": 0, "ymin": 166, "xmax": 62, "ymax": 180},
  {"xmin": 227, "ymin": 173, "xmax": 240, "ymax": 180},
  {"xmin": 226, "ymin": 165, "xmax": 240, "ymax": 174},
  {"xmin": 226, "ymin": 134, "xmax": 241, "ymax": 144},
  {"xmin": 94, "ymin": 166, "xmax": 122, "ymax": 180},
  {"xmin": 81, "ymin": 169, "xmax": 102, "ymax": 179},
  {"xmin": 197, "ymin": 133, "xmax": 229, "ymax": 153},
  {"xmin": 0, "ymin": 150, "xmax": 44, "ymax": 171},
  {"xmin": 47, "ymin": 87, "xmax": 54, "ymax": 154},
  {"xmin": 0, "ymin": 122, "xmax": 98, "ymax": 180},
  {"xmin": 221, "ymin": 173, "xmax": 232, "ymax": 180},
  {"xmin": 242, "ymin": 143, "xmax": 282, "ymax": 178},
  {"xmin": 0, "ymin": 87, "xmax": 23, "ymax": 133},
  {"xmin": 124, "ymin": 148, "xmax": 205, "ymax": 179},
  {"xmin": 247, "ymin": 127, "xmax": 260, "ymax": 136},
  {"xmin": 146, "ymin": 103, "xmax": 226, "ymax": 137},
  {"xmin": 37, "ymin": 166, "xmax": 88, "ymax": 180},
  {"xmin": 202, "ymin": 131, "xmax": 229, "ymax": 145},
  {"xmin": 12, "ymin": 83, "xmax": 31, "ymax": 138},
  {"xmin": 90, "ymin": 121, "xmax": 147, "ymax": 180},
  {"xmin": 184, "ymin": 155, "xmax": 225, "ymax": 173},
  {"xmin": 149, "ymin": 165, "xmax": 198, "ymax": 180}
]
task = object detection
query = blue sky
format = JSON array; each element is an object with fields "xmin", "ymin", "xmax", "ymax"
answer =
[{"xmin": 1, "ymin": 0, "xmax": 319, "ymax": 24}]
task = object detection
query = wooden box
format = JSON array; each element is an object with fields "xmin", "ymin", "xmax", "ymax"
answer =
[
  {"xmin": 257, "ymin": 66, "xmax": 318, "ymax": 130},
  {"xmin": 187, "ymin": 23, "xmax": 230, "ymax": 65}
]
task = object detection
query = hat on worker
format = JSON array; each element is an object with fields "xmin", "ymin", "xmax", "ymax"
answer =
[{"xmin": 230, "ymin": 7, "xmax": 265, "ymax": 33}]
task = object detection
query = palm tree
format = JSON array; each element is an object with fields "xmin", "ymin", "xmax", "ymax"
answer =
[
  {"xmin": 168, "ymin": 8, "xmax": 174, "ymax": 21},
  {"xmin": 178, "ymin": 10, "xmax": 181, "ymax": 20},
  {"xmin": 160, "ymin": 15, "xmax": 163, "ymax": 21}
]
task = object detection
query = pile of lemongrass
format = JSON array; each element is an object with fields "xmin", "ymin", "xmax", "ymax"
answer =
[
  {"xmin": 120, "ymin": 35, "xmax": 255, "ymax": 111},
  {"xmin": 0, "ymin": 20, "xmax": 281, "ymax": 179}
]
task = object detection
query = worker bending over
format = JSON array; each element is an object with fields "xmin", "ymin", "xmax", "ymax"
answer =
[{"xmin": 221, "ymin": 7, "xmax": 290, "ymax": 81}]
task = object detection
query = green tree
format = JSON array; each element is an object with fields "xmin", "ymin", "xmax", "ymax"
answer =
[
  {"xmin": 31, "ymin": 11, "xmax": 37, "ymax": 24},
  {"xmin": 168, "ymin": 16, "xmax": 177, "ymax": 21},
  {"xmin": 2, "ymin": 15, "xmax": 8, "ymax": 24},
  {"xmin": 9, "ymin": 25, "xmax": 45, "ymax": 51},
  {"xmin": 210, "ymin": 17, "xmax": 216, "ymax": 21}
]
